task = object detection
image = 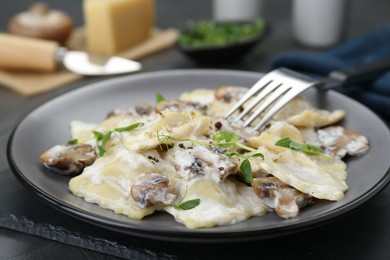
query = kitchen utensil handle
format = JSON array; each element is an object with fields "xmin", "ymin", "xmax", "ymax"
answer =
[
  {"xmin": 328, "ymin": 57, "xmax": 390, "ymax": 86},
  {"xmin": 0, "ymin": 33, "xmax": 58, "ymax": 72}
]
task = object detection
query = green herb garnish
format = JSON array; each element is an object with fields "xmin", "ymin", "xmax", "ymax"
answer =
[
  {"xmin": 173, "ymin": 186, "xmax": 201, "ymax": 210},
  {"xmin": 212, "ymin": 130, "xmax": 263, "ymax": 158},
  {"xmin": 157, "ymin": 132, "xmax": 209, "ymax": 149},
  {"xmin": 101, "ymin": 131, "xmax": 112, "ymax": 146},
  {"xmin": 93, "ymin": 131, "xmax": 104, "ymax": 141},
  {"xmin": 156, "ymin": 93, "xmax": 165, "ymax": 103},
  {"xmin": 158, "ymin": 130, "xmax": 262, "ymax": 158},
  {"xmin": 114, "ymin": 122, "xmax": 144, "ymax": 132},
  {"xmin": 212, "ymin": 130, "xmax": 239, "ymax": 149},
  {"xmin": 178, "ymin": 18, "xmax": 265, "ymax": 48},
  {"xmin": 157, "ymin": 130, "xmax": 263, "ymax": 184},
  {"xmin": 93, "ymin": 122, "xmax": 144, "ymax": 156},
  {"xmin": 97, "ymin": 145, "xmax": 106, "ymax": 157},
  {"xmin": 275, "ymin": 137, "xmax": 330, "ymax": 158},
  {"xmin": 67, "ymin": 138, "xmax": 78, "ymax": 145},
  {"xmin": 240, "ymin": 159, "xmax": 253, "ymax": 183},
  {"xmin": 173, "ymin": 198, "xmax": 201, "ymax": 210},
  {"xmin": 93, "ymin": 130, "xmax": 111, "ymax": 156}
]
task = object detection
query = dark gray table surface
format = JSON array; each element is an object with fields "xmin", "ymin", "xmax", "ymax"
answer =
[{"xmin": 1, "ymin": 0, "xmax": 390, "ymax": 259}]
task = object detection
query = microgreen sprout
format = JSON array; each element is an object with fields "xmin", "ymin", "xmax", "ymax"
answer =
[
  {"xmin": 173, "ymin": 198, "xmax": 201, "ymax": 210},
  {"xmin": 275, "ymin": 137, "xmax": 332, "ymax": 159},
  {"xmin": 114, "ymin": 122, "xmax": 145, "ymax": 132},
  {"xmin": 212, "ymin": 130, "xmax": 262, "ymax": 155},
  {"xmin": 93, "ymin": 122, "xmax": 144, "ymax": 156},
  {"xmin": 93, "ymin": 130, "xmax": 111, "ymax": 156},
  {"xmin": 173, "ymin": 186, "xmax": 201, "ymax": 210},
  {"xmin": 67, "ymin": 138, "xmax": 78, "ymax": 145},
  {"xmin": 157, "ymin": 133, "xmax": 209, "ymax": 148},
  {"xmin": 156, "ymin": 93, "xmax": 165, "ymax": 103},
  {"xmin": 157, "ymin": 130, "xmax": 264, "ymax": 184},
  {"xmin": 240, "ymin": 159, "xmax": 253, "ymax": 183}
]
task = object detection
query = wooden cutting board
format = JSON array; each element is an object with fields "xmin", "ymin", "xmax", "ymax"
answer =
[{"xmin": 0, "ymin": 27, "xmax": 178, "ymax": 96}]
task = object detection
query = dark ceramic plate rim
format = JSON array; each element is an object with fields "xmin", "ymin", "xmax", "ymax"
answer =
[{"xmin": 7, "ymin": 69, "xmax": 390, "ymax": 243}]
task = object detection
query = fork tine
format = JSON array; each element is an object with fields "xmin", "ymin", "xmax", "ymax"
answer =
[
  {"xmin": 252, "ymin": 80, "xmax": 317, "ymax": 130},
  {"xmin": 243, "ymin": 84, "xmax": 291, "ymax": 127},
  {"xmin": 225, "ymin": 68, "xmax": 317, "ymax": 131},
  {"xmin": 235, "ymin": 81, "xmax": 282, "ymax": 121},
  {"xmin": 224, "ymin": 72, "xmax": 276, "ymax": 119},
  {"xmin": 252, "ymin": 86, "xmax": 303, "ymax": 130}
]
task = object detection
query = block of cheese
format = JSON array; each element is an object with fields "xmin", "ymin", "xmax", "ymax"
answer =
[{"xmin": 83, "ymin": 0, "xmax": 154, "ymax": 55}]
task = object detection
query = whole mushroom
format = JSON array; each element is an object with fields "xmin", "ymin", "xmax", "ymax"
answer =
[
  {"xmin": 40, "ymin": 144, "xmax": 96, "ymax": 176},
  {"xmin": 8, "ymin": 2, "xmax": 74, "ymax": 45}
]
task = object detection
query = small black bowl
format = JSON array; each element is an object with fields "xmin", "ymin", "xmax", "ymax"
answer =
[{"xmin": 176, "ymin": 20, "xmax": 270, "ymax": 64}]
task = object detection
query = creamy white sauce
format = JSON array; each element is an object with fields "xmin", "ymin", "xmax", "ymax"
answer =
[
  {"xmin": 66, "ymin": 88, "xmax": 367, "ymax": 228},
  {"xmin": 164, "ymin": 178, "xmax": 267, "ymax": 228}
]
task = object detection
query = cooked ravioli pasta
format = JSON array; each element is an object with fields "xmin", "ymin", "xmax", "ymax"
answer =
[{"xmin": 40, "ymin": 86, "xmax": 369, "ymax": 229}]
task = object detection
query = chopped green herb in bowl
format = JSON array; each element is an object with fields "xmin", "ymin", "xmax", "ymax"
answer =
[
  {"xmin": 176, "ymin": 18, "xmax": 269, "ymax": 63},
  {"xmin": 178, "ymin": 18, "xmax": 265, "ymax": 48}
]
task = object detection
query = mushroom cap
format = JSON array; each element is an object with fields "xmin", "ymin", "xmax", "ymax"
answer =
[{"xmin": 8, "ymin": 2, "xmax": 74, "ymax": 45}]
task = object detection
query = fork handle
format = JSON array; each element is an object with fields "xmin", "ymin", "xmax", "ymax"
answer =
[{"xmin": 328, "ymin": 57, "xmax": 390, "ymax": 86}]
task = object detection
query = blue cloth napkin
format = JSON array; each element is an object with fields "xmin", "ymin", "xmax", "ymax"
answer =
[{"xmin": 269, "ymin": 24, "xmax": 390, "ymax": 122}]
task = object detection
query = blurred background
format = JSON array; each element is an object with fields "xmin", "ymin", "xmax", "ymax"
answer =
[{"xmin": 1, "ymin": 0, "xmax": 389, "ymax": 72}]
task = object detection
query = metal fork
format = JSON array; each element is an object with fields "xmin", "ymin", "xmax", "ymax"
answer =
[{"xmin": 225, "ymin": 58, "xmax": 390, "ymax": 131}]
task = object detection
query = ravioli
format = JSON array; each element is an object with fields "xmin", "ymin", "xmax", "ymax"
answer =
[
  {"xmin": 274, "ymin": 96, "xmax": 345, "ymax": 127},
  {"xmin": 69, "ymin": 146, "xmax": 162, "ymax": 219},
  {"xmin": 247, "ymin": 122, "xmax": 348, "ymax": 201},
  {"xmin": 40, "ymin": 86, "xmax": 369, "ymax": 229},
  {"xmin": 165, "ymin": 178, "xmax": 268, "ymax": 228}
]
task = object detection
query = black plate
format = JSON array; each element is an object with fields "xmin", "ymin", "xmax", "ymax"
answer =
[{"xmin": 7, "ymin": 69, "xmax": 390, "ymax": 243}]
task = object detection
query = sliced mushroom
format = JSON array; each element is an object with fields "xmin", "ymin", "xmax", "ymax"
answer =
[
  {"xmin": 252, "ymin": 176, "xmax": 311, "ymax": 219},
  {"xmin": 106, "ymin": 103, "xmax": 154, "ymax": 118},
  {"xmin": 317, "ymin": 126, "xmax": 369, "ymax": 158},
  {"xmin": 183, "ymin": 157, "xmax": 205, "ymax": 176},
  {"xmin": 155, "ymin": 100, "xmax": 207, "ymax": 114},
  {"xmin": 131, "ymin": 173, "xmax": 176, "ymax": 208},
  {"xmin": 166, "ymin": 144, "xmax": 237, "ymax": 182},
  {"xmin": 214, "ymin": 86, "xmax": 247, "ymax": 103},
  {"xmin": 40, "ymin": 144, "xmax": 96, "ymax": 175}
]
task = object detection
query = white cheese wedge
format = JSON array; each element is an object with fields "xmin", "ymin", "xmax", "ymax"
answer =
[{"xmin": 83, "ymin": 0, "xmax": 154, "ymax": 55}]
